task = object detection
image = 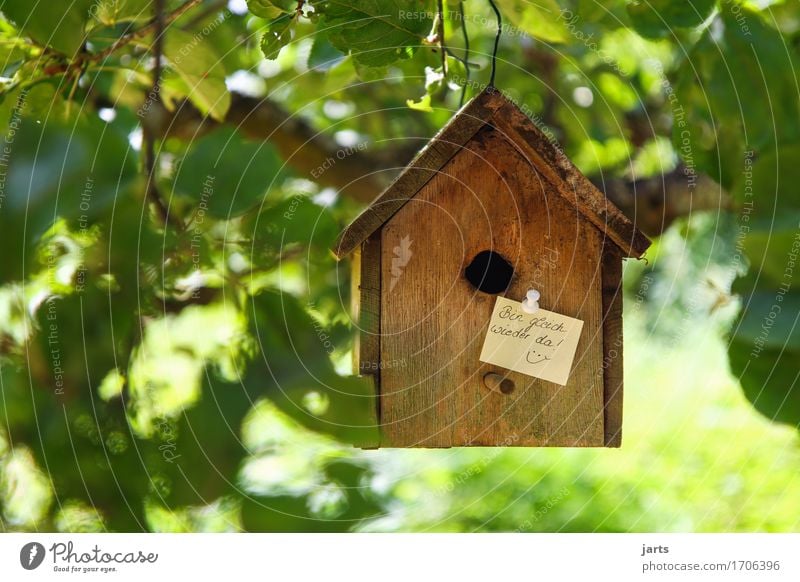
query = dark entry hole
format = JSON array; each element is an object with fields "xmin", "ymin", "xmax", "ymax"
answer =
[{"xmin": 464, "ymin": 250, "xmax": 514, "ymax": 294}]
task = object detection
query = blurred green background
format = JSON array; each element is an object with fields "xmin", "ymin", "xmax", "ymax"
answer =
[{"xmin": 0, "ymin": 0, "xmax": 798, "ymax": 531}]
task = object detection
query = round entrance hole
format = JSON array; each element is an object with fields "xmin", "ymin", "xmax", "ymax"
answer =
[{"xmin": 464, "ymin": 250, "xmax": 514, "ymax": 294}]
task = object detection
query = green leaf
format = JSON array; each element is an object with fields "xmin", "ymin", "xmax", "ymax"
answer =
[
  {"xmin": 708, "ymin": 5, "xmax": 800, "ymax": 148},
  {"xmin": 308, "ymin": 34, "xmax": 346, "ymax": 71},
  {"xmin": 243, "ymin": 290, "xmax": 379, "ymax": 446},
  {"xmin": 0, "ymin": 26, "xmax": 33, "ymax": 73},
  {"xmin": 91, "ymin": 0, "xmax": 153, "ymax": 25},
  {"xmin": 163, "ymin": 29, "xmax": 230, "ymax": 122},
  {"xmin": 242, "ymin": 195, "xmax": 340, "ymax": 264},
  {"xmin": 246, "ymin": 0, "xmax": 295, "ymax": 19},
  {"xmin": 497, "ymin": 0, "xmax": 569, "ymax": 43},
  {"xmin": 626, "ymin": 0, "xmax": 716, "ymax": 38},
  {"xmin": 406, "ymin": 93, "xmax": 432, "ymax": 112},
  {"xmin": 241, "ymin": 458, "xmax": 383, "ymax": 531},
  {"xmin": 727, "ymin": 144, "xmax": 800, "ymax": 428},
  {"xmin": 153, "ymin": 374, "xmax": 254, "ymax": 506},
  {"xmin": 672, "ymin": 7, "xmax": 800, "ymax": 184},
  {"xmin": 0, "ymin": 0, "xmax": 94, "ymax": 55},
  {"xmin": 316, "ymin": 0, "xmax": 431, "ymax": 67},
  {"xmin": 729, "ymin": 286, "xmax": 800, "ymax": 428},
  {"xmin": 260, "ymin": 12, "xmax": 294, "ymax": 60},
  {"xmin": 0, "ymin": 92, "xmax": 138, "ymax": 282},
  {"xmin": 173, "ymin": 126, "xmax": 284, "ymax": 218},
  {"xmin": 729, "ymin": 147, "xmax": 800, "ymax": 286}
]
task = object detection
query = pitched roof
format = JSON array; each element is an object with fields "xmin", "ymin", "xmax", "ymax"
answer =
[{"xmin": 333, "ymin": 88, "xmax": 651, "ymax": 259}]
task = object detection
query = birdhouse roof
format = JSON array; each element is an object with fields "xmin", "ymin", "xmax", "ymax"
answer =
[{"xmin": 333, "ymin": 88, "xmax": 651, "ymax": 260}]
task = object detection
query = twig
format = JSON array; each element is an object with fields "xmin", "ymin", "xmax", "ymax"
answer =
[
  {"xmin": 436, "ymin": 0, "xmax": 447, "ymax": 76},
  {"xmin": 487, "ymin": 0, "xmax": 501, "ymax": 87},
  {"xmin": 85, "ymin": 0, "xmax": 201, "ymax": 64},
  {"xmin": 184, "ymin": 0, "xmax": 228, "ymax": 28},
  {"xmin": 457, "ymin": 0, "xmax": 470, "ymax": 106},
  {"xmin": 142, "ymin": 0, "xmax": 175, "ymax": 228}
]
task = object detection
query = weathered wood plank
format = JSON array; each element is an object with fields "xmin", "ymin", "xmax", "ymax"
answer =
[
  {"xmin": 379, "ymin": 125, "xmax": 606, "ymax": 447},
  {"xmin": 354, "ymin": 233, "xmax": 382, "ymax": 449},
  {"xmin": 350, "ymin": 246, "xmax": 361, "ymax": 376},
  {"xmin": 357, "ymin": 234, "xmax": 381, "ymax": 375},
  {"xmin": 601, "ymin": 248, "xmax": 624, "ymax": 447}
]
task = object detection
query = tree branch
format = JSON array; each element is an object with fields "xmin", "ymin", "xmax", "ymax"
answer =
[
  {"xmin": 154, "ymin": 92, "xmax": 729, "ymax": 235},
  {"xmin": 142, "ymin": 0, "xmax": 178, "ymax": 228},
  {"xmin": 596, "ymin": 166, "xmax": 730, "ymax": 236},
  {"xmin": 84, "ymin": 0, "xmax": 202, "ymax": 64},
  {"xmin": 156, "ymin": 93, "xmax": 395, "ymax": 203}
]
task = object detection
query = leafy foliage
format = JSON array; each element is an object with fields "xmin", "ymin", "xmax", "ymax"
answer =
[
  {"xmin": 0, "ymin": 0, "xmax": 797, "ymax": 533},
  {"xmin": 314, "ymin": 0, "xmax": 432, "ymax": 66},
  {"xmin": 627, "ymin": 0, "xmax": 717, "ymax": 38},
  {"xmin": 172, "ymin": 126, "xmax": 284, "ymax": 217},
  {"xmin": 163, "ymin": 28, "xmax": 231, "ymax": 121},
  {"xmin": 0, "ymin": 0, "xmax": 94, "ymax": 55}
]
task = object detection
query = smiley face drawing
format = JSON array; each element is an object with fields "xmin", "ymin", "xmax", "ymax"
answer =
[{"xmin": 526, "ymin": 350, "xmax": 552, "ymax": 365}]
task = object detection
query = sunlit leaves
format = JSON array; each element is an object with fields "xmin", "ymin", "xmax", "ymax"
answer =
[
  {"xmin": 727, "ymin": 145, "xmax": 800, "ymax": 427},
  {"xmin": 626, "ymin": 0, "xmax": 716, "ymax": 38},
  {"xmin": 127, "ymin": 303, "xmax": 250, "ymax": 437},
  {"xmin": 497, "ymin": 0, "xmax": 569, "ymax": 43},
  {"xmin": 0, "ymin": 0, "xmax": 797, "ymax": 533},
  {"xmin": 260, "ymin": 12, "xmax": 295, "ymax": 60},
  {"xmin": 0, "ymin": 92, "xmax": 137, "ymax": 281},
  {"xmin": 163, "ymin": 28, "xmax": 231, "ymax": 122},
  {"xmin": 91, "ymin": 0, "xmax": 154, "ymax": 26},
  {"xmin": 249, "ymin": 0, "xmax": 300, "ymax": 61},
  {"xmin": 247, "ymin": 0, "xmax": 295, "ymax": 19},
  {"xmin": 316, "ymin": 0, "xmax": 432, "ymax": 67},
  {"xmin": 729, "ymin": 285, "xmax": 800, "ymax": 428},
  {"xmin": 0, "ymin": 20, "xmax": 35, "ymax": 74},
  {"xmin": 244, "ymin": 290, "xmax": 379, "ymax": 447},
  {"xmin": 241, "ymin": 457, "xmax": 383, "ymax": 531},
  {"xmin": 674, "ymin": 4, "xmax": 800, "ymax": 179},
  {"xmin": 0, "ymin": 0, "xmax": 93, "ymax": 55}
]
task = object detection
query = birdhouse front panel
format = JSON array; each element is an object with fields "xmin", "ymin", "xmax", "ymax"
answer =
[{"xmin": 379, "ymin": 125, "xmax": 606, "ymax": 447}]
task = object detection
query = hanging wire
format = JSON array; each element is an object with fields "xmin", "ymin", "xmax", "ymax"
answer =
[
  {"xmin": 487, "ymin": 0, "xmax": 501, "ymax": 87},
  {"xmin": 436, "ymin": 0, "xmax": 447, "ymax": 75},
  {"xmin": 442, "ymin": 1, "xmax": 472, "ymax": 107},
  {"xmin": 459, "ymin": 0, "xmax": 470, "ymax": 106}
]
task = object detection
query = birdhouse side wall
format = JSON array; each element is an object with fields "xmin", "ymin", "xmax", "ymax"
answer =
[
  {"xmin": 352, "ymin": 233, "xmax": 381, "ymax": 379},
  {"xmin": 601, "ymin": 249, "xmax": 624, "ymax": 447}
]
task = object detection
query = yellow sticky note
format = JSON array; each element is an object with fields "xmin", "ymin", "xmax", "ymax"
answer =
[{"xmin": 479, "ymin": 296, "xmax": 584, "ymax": 386}]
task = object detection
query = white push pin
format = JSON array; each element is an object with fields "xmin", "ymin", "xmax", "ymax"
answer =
[{"xmin": 521, "ymin": 289, "xmax": 540, "ymax": 314}]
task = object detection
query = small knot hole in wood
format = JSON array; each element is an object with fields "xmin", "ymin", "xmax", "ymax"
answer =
[
  {"xmin": 483, "ymin": 372, "xmax": 515, "ymax": 394},
  {"xmin": 465, "ymin": 250, "xmax": 513, "ymax": 294}
]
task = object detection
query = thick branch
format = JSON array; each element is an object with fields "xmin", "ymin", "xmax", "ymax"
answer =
[
  {"xmin": 596, "ymin": 166, "xmax": 730, "ymax": 237},
  {"xmin": 158, "ymin": 93, "xmax": 397, "ymax": 203},
  {"xmin": 156, "ymin": 93, "xmax": 728, "ymax": 233},
  {"xmin": 85, "ymin": 0, "xmax": 202, "ymax": 64}
]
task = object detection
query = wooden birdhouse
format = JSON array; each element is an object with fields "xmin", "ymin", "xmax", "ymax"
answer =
[{"xmin": 333, "ymin": 88, "xmax": 650, "ymax": 448}]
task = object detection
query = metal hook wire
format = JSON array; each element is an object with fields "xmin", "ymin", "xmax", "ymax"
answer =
[
  {"xmin": 459, "ymin": 0, "xmax": 470, "ymax": 106},
  {"xmin": 487, "ymin": 0, "xmax": 501, "ymax": 87}
]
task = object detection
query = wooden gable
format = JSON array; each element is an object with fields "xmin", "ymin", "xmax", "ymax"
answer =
[{"xmin": 334, "ymin": 88, "xmax": 651, "ymax": 261}]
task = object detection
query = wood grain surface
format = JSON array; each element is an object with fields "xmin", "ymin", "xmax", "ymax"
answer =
[
  {"xmin": 601, "ymin": 248, "xmax": 624, "ymax": 447},
  {"xmin": 379, "ymin": 125, "xmax": 606, "ymax": 447}
]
